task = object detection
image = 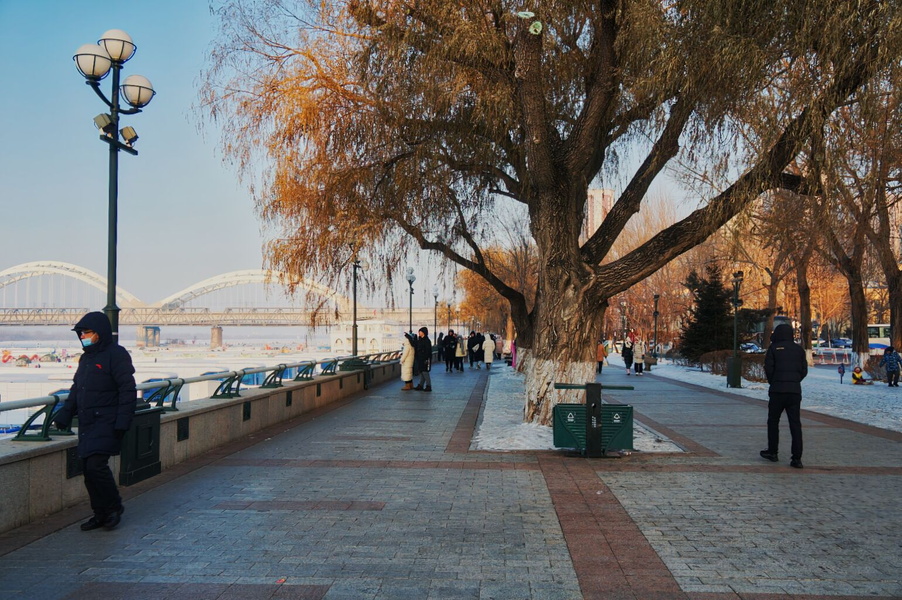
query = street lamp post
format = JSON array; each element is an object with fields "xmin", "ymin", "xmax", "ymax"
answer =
[
  {"xmin": 653, "ymin": 294, "xmax": 660, "ymax": 359},
  {"xmin": 351, "ymin": 259, "xmax": 364, "ymax": 356},
  {"xmin": 405, "ymin": 268, "xmax": 416, "ymax": 332},
  {"xmin": 620, "ymin": 301, "xmax": 627, "ymax": 343},
  {"xmin": 432, "ymin": 286, "xmax": 439, "ymax": 335},
  {"xmin": 728, "ymin": 271, "xmax": 744, "ymax": 388},
  {"xmin": 74, "ymin": 30, "xmax": 155, "ymax": 339}
]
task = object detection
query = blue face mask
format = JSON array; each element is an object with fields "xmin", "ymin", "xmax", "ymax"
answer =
[{"xmin": 81, "ymin": 337, "xmax": 94, "ymax": 348}]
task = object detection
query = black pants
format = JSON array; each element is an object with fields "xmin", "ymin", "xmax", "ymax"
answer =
[
  {"xmin": 888, "ymin": 370, "xmax": 900, "ymax": 386},
  {"xmin": 83, "ymin": 454, "xmax": 122, "ymax": 517},
  {"xmin": 597, "ymin": 361, "xmax": 604, "ymax": 373},
  {"xmin": 445, "ymin": 356, "xmax": 455, "ymax": 371},
  {"xmin": 766, "ymin": 392, "xmax": 803, "ymax": 460}
]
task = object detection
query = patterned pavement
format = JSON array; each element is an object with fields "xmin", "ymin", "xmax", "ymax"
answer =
[{"xmin": 0, "ymin": 365, "xmax": 900, "ymax": 599}]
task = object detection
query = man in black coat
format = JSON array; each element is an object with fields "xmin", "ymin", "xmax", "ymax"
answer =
[
  {"xmin": 761, "ymin": 323, "xmax": 808, "ymax": 468},
  {"xmin": 414, "ymin": 327, "xmax": 432, "ymax": 391},
  {"xmin": 443, "ymin": 329, "xmax": 458, "ymax": 372},
  {"xmin": 54, "ymin": 312, "xmax": 137, "ymax": 530}
]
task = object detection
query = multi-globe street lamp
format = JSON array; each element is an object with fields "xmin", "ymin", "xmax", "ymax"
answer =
[
  {"xmin": 405, "ymin": 268, "xmax": 416, "ymax": 332},
  {"xmin": 74, "ymin": 29, "xmax": 155, "ymax": 339}
]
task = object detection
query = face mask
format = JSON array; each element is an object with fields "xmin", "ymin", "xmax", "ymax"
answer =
[{"xmin": 81, "ymin": 337, "xmax": 94, "ymax": 348}]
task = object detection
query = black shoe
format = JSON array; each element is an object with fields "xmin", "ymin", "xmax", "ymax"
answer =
[
  {"xmin": 759, "ymin": 450, "xmax": 778, "ymax": 462},
  {"xmin": 80, "ymin": 516, "xmax": 105, "ymax": 531},
  {"xmin": 414, "ymin": 385, "xmax": 423, "ymax": 391},
  {"xmin": 103, "ymin": 505, "xmax": 124, "ymax": 530},
  {"xmin": 790, "ymin": 459, "xmax": 804, "ymax": 469},
  {"xmin": 423, "ymin": 386, "xmax": 432, "ymax": 392}
]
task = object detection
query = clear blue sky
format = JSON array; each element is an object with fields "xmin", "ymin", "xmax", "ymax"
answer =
[{"xmin": 0, "ymin": 1, "xmax": 265, "ymax": 303}]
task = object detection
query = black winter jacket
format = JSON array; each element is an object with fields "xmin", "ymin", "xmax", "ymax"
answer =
[
  {"xmin": 415, "ymin": 334, "xmax": 432, "ymax": 372},
  {"xmin": 54, "ymin": 312, "xmax": 137, "ymax": 458},
  {"xmin": 764, "ymin": 323, "xmax": 808, "ymax": 395}
]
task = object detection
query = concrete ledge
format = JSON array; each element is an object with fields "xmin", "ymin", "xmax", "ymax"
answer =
[{"xmin": 0, "ymin": 362, "xmax": 399, "ymax": 534}]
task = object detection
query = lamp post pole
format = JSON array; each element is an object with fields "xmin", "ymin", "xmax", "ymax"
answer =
[
  {"xmin": 405, "ymin": 268, "xmax": 416, "ymax": 333},
  {"xmin": 432, "ymin": 286, "xmax": 439, "ymax": 335},
  {"xmin": 620, "ymin": 301, "xmax": 627, "ymax": 343},
  {"xmin": 728, "ymin": 271, "xmax": 744, "ymax": 388},
  {"xmin": 74, "ymin": 30, "xmax": 155, "ymax": 339},
  {"xmin": 653, "ymin": 294, "xmax": 660, "ymax": 358},
  {"xmin": 351, "ymin": 259, "xmax": 361, "ymax": 356}
]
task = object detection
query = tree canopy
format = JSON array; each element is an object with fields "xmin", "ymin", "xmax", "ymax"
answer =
[{"xmin": 203, "ymin": 0, "xmax": 902, "ymax": 423}]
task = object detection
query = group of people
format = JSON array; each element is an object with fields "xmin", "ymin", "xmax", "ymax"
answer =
[
  {"xmin": 851, "ymin": 346, "xmax": 901, "ymax": 386},
  {"xmin": 595, "ymin": 330, "xmax": 649, "ymax": 376},
  {"xmin": 399, "ymin": 329, "xmax": 501, "ymax": 392}
]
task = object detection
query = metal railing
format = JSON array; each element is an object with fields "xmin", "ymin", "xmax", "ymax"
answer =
[{"xmin": 0, "ymin": 351, "xmax": 401, "ymax": 442}]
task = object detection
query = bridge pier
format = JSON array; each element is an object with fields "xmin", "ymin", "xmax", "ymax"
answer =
[
  {"xmin": 138, "ymin": 326, "xmax": 161, "ymax": 348},
  {"xmin": 211, "ymin": 325, "xmax": 223, "ymax": 349}
]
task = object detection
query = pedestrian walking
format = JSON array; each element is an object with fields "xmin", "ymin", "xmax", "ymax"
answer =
[
  {"xmin": 454, "ymin": 332, "xmax": 467, "ymax": 371},
  {"xmin": 879, "ymin": 346, "xmax": 900, "ymax": 387},
  {"xmin": 484, "ymin": 334, "xmax": 495, "ymax": 370},
  {"xmin": 400, "ymin": 332, "xmax": 416, "ymax": 390},
  {"xmin": 621, "ymin": 332, "xmax": 635, "ymax": 375},
  {"xmin": 596, "ymin": 338, "xmax": 608, "ymax": 374},
  {"xmin": 467, "ymin": 332, "xmax": 479, "ymax": 369},
  {"xmin": 633, "ymin": 337, "xmax": 646, "ymax": 375},
  {"xmin": 442, "ymin": 330, "xmax": 458, "ymax": 372},
  {"xmin": 760, "ymin": 323, "xmax": 808, "ymax": 468},
  {"xmin": 435, "ymin": 332, "xmax": 445, "ymax": 363},
  {"xmin": 52, "ymin": 311, "xmax": 137, "ymax": 531},
  {"xmin": 414, "ymin": 327, "xmax": 432, "ymax": 392}
]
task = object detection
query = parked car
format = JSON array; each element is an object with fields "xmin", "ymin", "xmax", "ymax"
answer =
[
  {"xmin": 740, "ymin": 342, "xmax": 764, "ymax": 354},
  {"xmin": 829, "ymin": 338, "xmax": 853, "ymax": 348}
]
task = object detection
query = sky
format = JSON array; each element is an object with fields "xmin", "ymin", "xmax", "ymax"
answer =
[
  {"xmin": 0, "ymin": 1, "xmax": 690, "ymax": 314},
  {"xmin": 0, "ymin": 1, "xmax": 269, "ymax": 304}
]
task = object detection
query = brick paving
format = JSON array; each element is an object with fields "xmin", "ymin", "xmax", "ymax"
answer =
[{"xmin": 0, "ymin": 366, "xmax": 900, "ymax": 599}]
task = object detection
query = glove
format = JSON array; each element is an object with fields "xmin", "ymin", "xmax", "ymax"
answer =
[{"xmin": 53, "ymin": 421, "xmax": 68, "ymax": 431}]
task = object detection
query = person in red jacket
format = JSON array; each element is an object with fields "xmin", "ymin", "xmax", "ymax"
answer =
[
  {"xmin": 54, "ymin": 312, "xmax": 137, "ymax": 531},
  {"xmin": 760, "ymin": 323, "xmax": 808, "ymax": 468}
]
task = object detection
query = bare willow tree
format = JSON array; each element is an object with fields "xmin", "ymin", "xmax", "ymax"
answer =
[{"xmin": 203, "ymin": 0, "xmax": 901, "ymax": 423}]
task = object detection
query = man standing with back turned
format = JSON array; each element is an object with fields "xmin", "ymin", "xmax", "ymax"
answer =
[
  {"xmin": 760, "ymin": 323, "xmax": 808, "ymax": 468},
  {"xmin": 54, "ymin": 311, "xmax": 137, "ymax": 530}
]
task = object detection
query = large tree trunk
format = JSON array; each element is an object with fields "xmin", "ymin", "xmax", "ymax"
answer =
[
  {"xmin": 847, "ymin": 274, "xmax": 870, "ymax": 368},
  {"xmin": 795, "ymin": 254, "xmax": 813, "ymax": 363},
  {"xmin": 521, "ymin": 188, "xmax": 605, "ymax": 425},
  {"xmin": 521, "ymin": 300, "xmax": 603, "ymax": 424}
]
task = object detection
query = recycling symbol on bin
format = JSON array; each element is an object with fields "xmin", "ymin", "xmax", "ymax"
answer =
[
  {"xmin": 566, "ymin": 412, "xmax": 575, "ymax": 423},
  {"xmin": 612, "ymin": 413, "xmax": 621, "ymax": 423}
]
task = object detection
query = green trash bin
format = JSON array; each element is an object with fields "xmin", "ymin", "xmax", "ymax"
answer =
[{"xmin": 552, "ymin": 403, "xmax": 634, "ymax": 454}]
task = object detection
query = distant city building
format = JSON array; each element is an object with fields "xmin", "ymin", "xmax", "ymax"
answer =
[
  {"xmin": 330, "ymin": 320, "xmax": 406, "ymax": 355},
  {"xmin": 581, "ymin": 188, "xmax": 615, "ymax": 244}
]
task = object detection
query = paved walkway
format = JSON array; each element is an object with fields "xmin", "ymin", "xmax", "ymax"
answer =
[{"xmin": 0, "ymin": 365, "xmax": 900, "ymax": 599}]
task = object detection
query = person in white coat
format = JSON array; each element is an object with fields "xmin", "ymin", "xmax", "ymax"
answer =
[
  {"xmin": 484, "ymin": 334, "xmax": 496, "ymax": 370},
  {"xmin": 400, "ymin": 333, "xmax": 416, "ymax": 390},
  {"xmin": 633, "ymin": 338, "xmax": 646, "ymax": 376}
]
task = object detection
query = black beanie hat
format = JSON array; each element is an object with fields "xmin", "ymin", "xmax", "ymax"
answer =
[{"xmin": 419, "ymin": 326, "xmax": 429, "ymax": 335}]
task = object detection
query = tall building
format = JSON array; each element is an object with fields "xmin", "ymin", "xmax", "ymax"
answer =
[{"xmin": 580, "ymin": 188, "xmax": 615, "ymax": 244}]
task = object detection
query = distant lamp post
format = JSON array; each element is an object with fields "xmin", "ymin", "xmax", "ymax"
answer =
[
  {"xmin": 653, "ymin": 294, "xmax": 660, "ymax": 358},
  {"xmin": 405, "ymin": 268, "xmax": 416, "ymax": 332},
  {"xmin": 619, "ymin": 301, "xmax": 627, "ymax": 342},
  {"xmin": 351, "ymin": 259, "xmax": 366, "ymax": 356},
  {"xmin": 728, "ymin": 271, "xmax": 744, "ymax": 388},
  {"xmin": 74, "ymin": 29, "xmax": 155, "ymax": 338},
  {"xmin": 432, "ymin": 285, "xmax": 439, "ymax": 335}
]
